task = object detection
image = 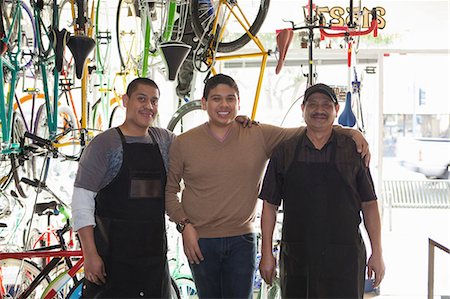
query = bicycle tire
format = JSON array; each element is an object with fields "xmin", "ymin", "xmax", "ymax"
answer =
[
  {"xmin": 170, "ymin": 277, "xmax": 181, "ymax": 299},
  {"xmin": 190, "ymin": 0, "xmax": 270, "ymax": 53},
  {"xmin": 116, "ymin": 0, "xmax": 142, "ymax": 71},
  {"xmin": 0, "ymin": 190, "xmax": 11, "ymax": 219},
  {"xmin": 95, "ymin": 0, "xmax": 112, "ymax": 73},
  {"xmin": 0, "ymin": 1, "xmax": 36, "ymax": 70},
  {"xmin": 0, "ymin": 0, "xmax": 20, "ymax": 54},
  {"xmin": 174, "ymin": 277, "xmax": 197, "ymax": 298},
  {"xmin": 42, "ymin": 265, "xmax": 83, "ymax": 298},
  {"xmin": 0, "ymin": 258, "xmax": 50, "ymax": 298},
  {"xmin": 58, "ymin": 0, "xmax": 74, "ymax": 33},
  {"xmin": 19, "ymin": 2, "xmax": 37, "ymax": 70},
  {"xmin": 11, "ymin": 112, "xmax": 35, "ymax": 198},
  {"xmin": 166, "ymin": 100, "xmax": 207, "ymax": 134},
  {"xmin": 109, "ymin": 104, "xmax": 126, "ymax": 128},
  {"xmin": 34, "ymin": 103, "xmax": 81, "ymax": 159},
  {"xmin": 91, "ymin": 98, "xmax": 107, "ymax": 132},
  {"xmin": 33, "ymin": 0, "xmax": 53, "ymax": 58},
  {"xmin": 66, "ymin": 278, "xmax": 84, "ymax": 299}
]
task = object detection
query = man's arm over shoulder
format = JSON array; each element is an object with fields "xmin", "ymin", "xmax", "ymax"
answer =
[
  {"xmin": 259, "ymin": 123, "xmax": 304, "ymax": 156},
  {"xmin": 334, "ymin": 126, "xmax": 370, "ymax": 165},
  {"xmin": 165, "ymin": 137, "xmax": 188, "ymax": 223}
]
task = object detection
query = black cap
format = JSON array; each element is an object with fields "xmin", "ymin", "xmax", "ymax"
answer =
[{"xmin": 303, "ymin": 83, "xmax": 338, "ymax": 104}]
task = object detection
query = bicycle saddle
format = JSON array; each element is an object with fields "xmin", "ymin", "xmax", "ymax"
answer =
[
  {"xmin": 34, "ymin": 201, "xmax": 58, "ymax": 216},
  {"xmin": 275, "ymin": 28, "xmax": 293, "ymax": 74},
  {"xmin": 66, "ymin": 35, "xmax": 96, "ymax": 79},
  {"xmin": 50, "ymin": 28, "xmax": 70, "ymax": 73},
  {"xmin": 338, "ymin": 92, "xmax": 357, "ymax": 127},
  {"xmin": 159, "ymin": 41, "xmax": 191, "ymax": 81}
]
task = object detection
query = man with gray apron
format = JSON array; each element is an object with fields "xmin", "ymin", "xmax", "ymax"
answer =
[
  {"xmin": 258, "ymin": 84, "xmax": 385, "ymax": 298},
  {"xmin": 71, "ymin": 78, "xmax": 175, "ymax": 298}
]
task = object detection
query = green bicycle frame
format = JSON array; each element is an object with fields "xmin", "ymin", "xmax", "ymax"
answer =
[
  {"xmin": 0, "ymin": 0, "xmax": 23, "ymax": 151},
  {"xmin": 32, "ymin": 0, "xmax": 60, "ymax": 139},
  {"xmin": 141, "ymin": 0, "xmax": 177, "ymax": 77},
  {"xmin": 94, "ymin": 0, "xmax": 112, "ymax": 127}
]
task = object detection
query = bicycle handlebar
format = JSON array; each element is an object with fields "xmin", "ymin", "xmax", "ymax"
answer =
[
  {"xmin": 23, "ymin": 131, "xmax": 60, "ymax": 157},
  {"xmin": 319, "ymin": 8, "xmax": 378, "ymax": 39}
]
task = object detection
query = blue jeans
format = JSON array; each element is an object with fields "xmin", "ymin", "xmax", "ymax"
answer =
[{"xmin": 189, "ymin": 233, "xmax": 257, "ymax": 299}]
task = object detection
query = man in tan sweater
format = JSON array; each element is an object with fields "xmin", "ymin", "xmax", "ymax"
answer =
[{"xmin": 165, "ymin": 74, "xmax": 369, "ymax": 298}]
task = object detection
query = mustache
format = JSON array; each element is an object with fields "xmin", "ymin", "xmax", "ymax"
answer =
[{"xmin": 311, "ymin": 112, "xmax": 328, "ymax": 118}]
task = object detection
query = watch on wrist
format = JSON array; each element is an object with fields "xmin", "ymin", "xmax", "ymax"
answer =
[{"xmin": 176, "ymin": 218, "xmax": 190, "ymax": 233}]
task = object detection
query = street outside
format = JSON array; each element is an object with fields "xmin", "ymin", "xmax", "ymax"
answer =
[{"xmin": 364, "ymin": 158, "xmax": 450, "ymax": 298}]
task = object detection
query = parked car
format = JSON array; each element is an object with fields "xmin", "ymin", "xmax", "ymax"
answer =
[{"xmin": 396, "ymin": 137, "xmax": 450, "ymax": 179}]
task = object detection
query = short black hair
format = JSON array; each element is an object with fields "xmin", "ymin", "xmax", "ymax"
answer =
[
  {"xmin": 126, "ymin": 77, "xmax": 160, "ymax": 97},
  {"xmin": 203, "ymin": 74, "xmax": 239, "ymax": 99}
]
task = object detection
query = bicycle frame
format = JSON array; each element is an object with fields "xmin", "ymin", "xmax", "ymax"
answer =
[
  {"xmin": 141, "ymin": 0, "xmax": 178, "ymax": 77},
  {"xmin": 195, "ymin": 0, "xmax": 270, "ymax": 120},
  {"xmin": 319, "ymin": 5, "xmax": 378, "ymax": 130},
  {"xmin": 0, "ymin": 0, "xmax": 25, "ymax": 150},
  {"xmin": 0, "ymin": 250, "xmax": 83, "ymax": 299}
]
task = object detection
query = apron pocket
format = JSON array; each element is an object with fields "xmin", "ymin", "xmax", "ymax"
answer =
[
  {"xmin": 129, "ymin": 170, "xmax": 163, "ymax": 199},
  {"xmin": 130, "ymin": 178, "xmax": 163, "ymax": 199}
]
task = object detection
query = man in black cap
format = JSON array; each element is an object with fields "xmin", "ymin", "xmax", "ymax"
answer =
[{"xmin": 258, "ymin": 83, "xmax": 385, "ymax": 298}]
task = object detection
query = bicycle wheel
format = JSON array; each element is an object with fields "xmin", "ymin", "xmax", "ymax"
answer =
[
  {"xmin": 58, "ymin": 0, "xmax": 76, "ymax": 81},
  {"xmin": 58, "ymin": 0, "xmax": 74, "ymax": 33},
  {"xmin": 116, "ymin": 0, "xmax": 142, "ymax": 72},
  {"xmin": 174, "ymin": 277, "xmax": 197, "ymax": 298},
  {"xmin": 34, "ymin": 103, "xmax": 81, "ymax": 159},
  {"xmin": 190, "ymin": 0, "xmax": 270, "ymax": 53},
  {"xmin": 109, "ymin": 104, "xmax": 126, "ymax": 128},
  {"xmin": 0, "ymin": 0, "xmax": 20, "ymax": 53},
  {"xmin": 166, "ymin": 100, "xmax": 207, "ymax": 134},
  {"xmin": 0, "ymin": 190, "xmax": 12, "ymax": 219},
  {"xmin": 0, "ymin": 258, "xmax": 50, "ymax": 298},
  {"xmin": 41, "ymin": 266, "xmax": 83, "ymax": 298},
  {"xmin": 170, "ymin": 277, "xmax": 181, "ymax": 299},
  {"xmin": 10, "ymin": 112, "xmax": 35, "ymax": 198},
  {"xmin": 94, "ymin": 0, "xmax": 112, "ymax": 76},
  {"xmin": 66, "ymin": 277, "xmax": 84, "ymax": 299},
  {"xmin": 0, "ymin": 1, "xmax": 36, "ymax": 68},
  {"xmin": 91, "ymin": 98, "xmax": 107, "ymax": 132},
  {"xmin": 33, "ymin": 0, "xmax": 54, "ymax": 57},
  {"xmin": 20, "ymin": 2, "xmax": 37, "ymax": 71}
]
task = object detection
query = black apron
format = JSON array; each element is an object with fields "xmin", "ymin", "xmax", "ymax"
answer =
[
  {"xmin": 280, "ymin": 133, "xmax": 366, "ymax": 299},
  {"xmin": 82, "ymin": 128, "xmax": 171, "ymax": 298}
]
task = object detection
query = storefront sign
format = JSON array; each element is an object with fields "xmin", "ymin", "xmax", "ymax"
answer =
[{"xmin": 315, "ymin": 6, "xmax": 386, "ymax": 29}]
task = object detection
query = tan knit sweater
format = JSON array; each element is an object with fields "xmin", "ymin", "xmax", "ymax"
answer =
[{"xmin": 165, "ymin": 122, "xmax": 302, "ymax": 238}]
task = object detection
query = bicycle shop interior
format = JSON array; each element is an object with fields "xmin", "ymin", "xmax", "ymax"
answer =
[{"xmin": 0, "ymin": 0, "xmax": 449, "ymax": 298}]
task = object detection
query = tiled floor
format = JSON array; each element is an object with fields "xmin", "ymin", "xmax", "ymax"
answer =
[{"xmin": 365, "ymin": 207, "xmax": 450, "ymax": 298}]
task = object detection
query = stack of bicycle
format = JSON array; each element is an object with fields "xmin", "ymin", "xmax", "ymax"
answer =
[{"xmin": 0, "ymin": 0, "xmax": 273, "ymax": 297}]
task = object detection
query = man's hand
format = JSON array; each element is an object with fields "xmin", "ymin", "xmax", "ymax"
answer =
[
  {"xmin": 182, "ymin": 224, "xmax": 204, "ymax": 264},
  {"xmin": 367, "ymin": 253, "xmax": 385, "ymax": 287},
  {"xmin": 259, "ymin": 253, "xmax": 277, "ymax": 285},
  {"xmin": 351, "ymin": 130, "xmax": 371, "ymax": 166},
  {"xmin": 235, "ymin": 115, "xmax": 259, "ymax": 128},
  {"xmin": 84, "ymin": 252, "xmax": 107, "ymax": 285}
]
